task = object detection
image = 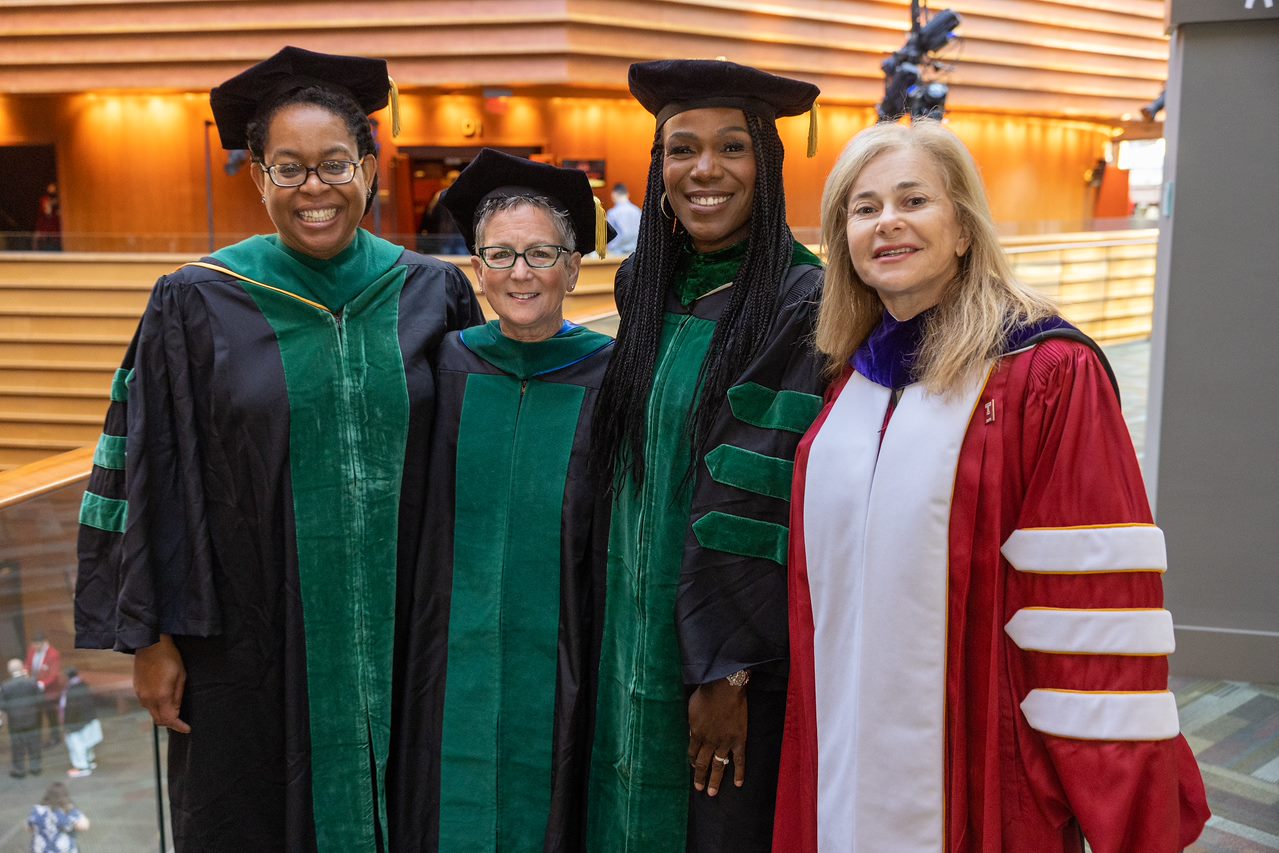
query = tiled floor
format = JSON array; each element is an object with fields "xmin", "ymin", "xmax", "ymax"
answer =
[{"xmin": 1177, "ymin": 679, "xmax": 1279, "ymax": 853}]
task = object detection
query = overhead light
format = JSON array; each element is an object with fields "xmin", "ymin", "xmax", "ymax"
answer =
[{"xmin": 877, "ymin": 3, "xmax": 962, "ymax": 122}]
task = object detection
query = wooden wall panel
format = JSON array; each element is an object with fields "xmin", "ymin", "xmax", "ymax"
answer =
[
  {"xmin": 2, "ymin": 0, "xmax": 1168, "ymax": 120},
  {"xmin": 0, "ymin": 0, "xmax": 1157, "ymax": 246},
  {"xmin": 0, "ymin": 90, "xmax": 1113, "ymax": 249}
]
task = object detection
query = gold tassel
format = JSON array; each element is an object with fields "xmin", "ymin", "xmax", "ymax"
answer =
[
  {"xmin": 388, "ymin": 76, "xmax": 402, "ymax": 137},
  {"xmin": 594, "ymin": 195, "xmax": 608, "ymax": 259},
  {"xmin": 807, "ymin": 102, "xmax": 819, "ymax": 158}
]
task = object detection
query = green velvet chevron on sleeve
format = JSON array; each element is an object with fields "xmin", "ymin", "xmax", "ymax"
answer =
[
  {"xmin": 691, "ymin": 511, "xmax": 789, "ymax": 565},
  {"xmin": 703, "ymin": 444, "xmax": 793, "ymax": 501},
  {"xmin": 727, "ymin": 382, "xmax": 822, "ymax": 434}
]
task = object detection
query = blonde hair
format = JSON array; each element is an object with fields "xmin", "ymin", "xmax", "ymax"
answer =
[{"xmin": 815, "ymin": 119, "xmax": 1055, "ymax": 391}]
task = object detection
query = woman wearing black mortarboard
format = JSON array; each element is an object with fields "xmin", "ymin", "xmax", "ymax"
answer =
[
  {"xmin": 587, "ymin": 60, "xmax": 824, "ymax": 851},
  {"xmin": 73, "ymin": 46, "xmax": 483, "ymax": 852},
  {"xmin": 388, "ymin": 149, "xmax": 614, "ymax": 853}
]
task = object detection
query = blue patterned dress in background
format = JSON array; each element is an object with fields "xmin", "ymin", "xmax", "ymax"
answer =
[{"xmin": 27, "ymin": 805, "xmax": 84, "ymax": 853}]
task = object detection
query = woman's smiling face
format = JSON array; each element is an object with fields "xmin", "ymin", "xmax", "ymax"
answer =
[
  {"xmin": 845, "ymin": 146, "xmax": 970, "ymax": 319},
  {"xmin": 470, "ymin": 203, "xmax": 580, "ymax": 343},
  {"xmin": 661, "ymin": 107, "xmax": 757, "ymax": 254},
  {"xmin": 252, "ymin": 102, "xmax": 375, "ymax": 260}
]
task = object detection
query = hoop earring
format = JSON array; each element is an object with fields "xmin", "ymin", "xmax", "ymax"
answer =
[
  {"xmin": 659, "ymin": 191, "xmax": 675, "ymax": 221},
  {"xmin": 660, "ymin": 192, "xmax": 680, "ymax": 235}
]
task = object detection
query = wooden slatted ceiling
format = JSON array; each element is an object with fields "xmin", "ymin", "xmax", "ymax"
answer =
[{"xmin": 0, "ymin": 0, "xmax": 1167, "ymax": 120}]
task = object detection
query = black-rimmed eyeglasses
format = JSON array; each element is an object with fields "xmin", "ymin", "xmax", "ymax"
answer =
[
  {"xmin": 261, "ymin": 159, "xmax": 362, "ymax": 188},
  {"xmin": 476, "ymin": 244, "xmax": 572, "ymax": 270}
]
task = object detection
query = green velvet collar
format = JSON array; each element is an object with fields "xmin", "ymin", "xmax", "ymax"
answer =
[
  {"xmin": 211, "ymin": 229, "xmax": 404, "ymax": 311},
  {"xmin": 673, "ymin": 240, "xmax": 747, "ymax": 306},
  {"xmin": 460, "ymin": 320, "xmax": 613, "ymax": 380},
  {"xmin": 673, "ymin": 239, "xmax": 823, "ymax": 306}
]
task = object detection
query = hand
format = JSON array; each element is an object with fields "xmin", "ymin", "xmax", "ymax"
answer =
[
  {"xmin": 687, "ymin": 678, "xmax": 748, "ymax": 797},
  {"xmin": 133, "ymin": 634, "xmax": 190, "ymax": 733}
]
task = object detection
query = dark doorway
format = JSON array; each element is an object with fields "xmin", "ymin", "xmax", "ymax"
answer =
[
  {"xmin": 400, "ymin": 145, "xmax": 541, "ymax": 254},
  {"xmin": 0, "ymin": 145, "xmax": 57, "ymax": 250}
]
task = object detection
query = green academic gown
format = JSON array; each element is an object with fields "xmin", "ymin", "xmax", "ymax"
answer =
[
  {"xmin": 75, "ymin": 230, "xmax": 482, "ymax": 853},
  {"xmin": 390, "ymin": 321, "xmax": 613, "ymax": 853},
  {"xmin": 589, "ymin": 240, "xmax": 824, "ymax": 852}
]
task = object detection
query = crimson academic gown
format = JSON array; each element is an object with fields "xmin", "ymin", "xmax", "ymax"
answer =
[{"xmin": 775, "ymin": 313, "xmax": 1210, "ymax": 853}]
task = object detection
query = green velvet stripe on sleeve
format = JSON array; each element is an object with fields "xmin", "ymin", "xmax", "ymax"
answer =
[
  {"xmin": 703, "ymin": 444, "xmax": 793, "ymax": 501},
  {"xmin": 727, "ymin": 382, "xmax": 823, "ymax": 434},
  {"xmin": 92, "ymin": 433, "xmax": 127, "ymax": 470},
  {"xmin": 79, "ymin": 491, "xmax": 127, "ymax": 533},
  {"xmin": 691, "ymin": 511, "xmax": 788, "ymax": 566},
  {"xmin": 110, "ymin": 368, "xmax": 134, "ymax": 403}
]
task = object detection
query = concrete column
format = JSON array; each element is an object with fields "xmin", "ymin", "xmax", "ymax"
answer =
[{"xmin": 1148, "ymin": 0, "xmax": 1279, "ymax": 683}]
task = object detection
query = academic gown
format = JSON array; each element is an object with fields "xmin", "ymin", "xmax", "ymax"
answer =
[
  {"xmin": 388, "ymin": 320, "xmax": 613, "ymax": 853},
  {"xmin": 775, "ymin": 311, "xmax": 1210, "ymax": 853},
  {"xmin": 74, "ymin": 230, "xmax": 483, "ymax": 853},
  {"xmin": 589, "ymin": 241, "xmax": 824, "ymax": 852}
]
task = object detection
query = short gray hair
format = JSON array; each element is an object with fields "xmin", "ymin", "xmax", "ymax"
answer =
[{"xmin": 473, "ymin": 194, "xmax": 576, "ymax": 252}]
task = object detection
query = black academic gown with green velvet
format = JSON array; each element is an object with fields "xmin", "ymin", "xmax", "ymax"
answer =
[
  {"xmin": 588, "ymin": 241, "xmax": 824, "ymax": 852},
  {"xmin": 74, "ymin": 230, "xmax": 483, "ymax": 853},
  {"xmin": 388, "ymin": 320, "xmax": 612, "ymax": 853}
]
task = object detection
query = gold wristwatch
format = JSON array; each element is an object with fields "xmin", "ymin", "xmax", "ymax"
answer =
[{"xmin": 726, "ymin": 669, "xmax": 751, "ymax": 688}]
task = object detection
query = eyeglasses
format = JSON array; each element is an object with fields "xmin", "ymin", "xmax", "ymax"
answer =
[
  {"xmin": 476, "ymin": 244, "xmax": 572, "ymax": 270},
  {"xmin": 262, "ymin": 159, "xmax": 362, "ymax": 188}
]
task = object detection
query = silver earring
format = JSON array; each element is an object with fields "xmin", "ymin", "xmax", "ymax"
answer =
[{"xmin": 260, "ymin": 196, "xmax": 266, "ymax": 204}]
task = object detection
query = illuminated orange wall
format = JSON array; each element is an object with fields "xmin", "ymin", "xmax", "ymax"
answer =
[
  {"xmin": 1, "ymin": 91, "xmax": 1112, "ymax": 252},
  {"xmin": 0, "ymin": 92, "xmax": 264, "ymax": 252},
  {"xmin": 390, "ymin": 94, "xmax": 1111, "ymax": 234}
]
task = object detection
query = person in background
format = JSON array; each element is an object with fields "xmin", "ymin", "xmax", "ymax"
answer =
[
  {"xmin": 31, "ymin": 183, "xmax": 61, "ymax": 251},
  {"xmin": 391, "ymin": 147, "xmax": 613, "ymax": 852},
  {"xmin": 74, "ymin": 46, "xmax": 482, "ymax": 851},
  {"xmin": 1, "ymin": 659, "xmax": 42, "ymax": 779},
  {"xmin": 420, "ymin": 169, "xmax": 468, "ymax": 255},
  {"xmin": 27, "ymin": 782, "xmax": 89, "ymax": 853},
  {"xmin": 774, "ymin": 118, "xmax": 1209, "ymax": 852},
  {"xmin": 25, "ymin": 633, "xmax": 64, "ymax": 746},
  {"xmin": 588, "ymin": 59, "xmax": 823, "ymax": 852},
  {"xmin": 59, "ymin": 669, "xmax": 101, "ymax": 778},
  {"xmin": 605, "ymin": 182, "xmax": 641, "ymax": 256}
]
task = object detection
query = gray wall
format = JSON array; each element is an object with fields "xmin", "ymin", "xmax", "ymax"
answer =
[{"xmin": 1148, "ymin": 3, "xmax": 1279, "ymax": 684}]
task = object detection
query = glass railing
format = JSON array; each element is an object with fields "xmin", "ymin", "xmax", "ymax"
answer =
[
  {"xmin": 1006, "ymin": 230, "xmax": 1159, "ymax": 344},
  {"xmin": 0, "ymin": 225, "xmax": 1161, "ymax": 848},
  {"xmin": 1, "ymin": 219, "xmax": 1159, "ymax": 257},
  {"xmin": 0, "ymin": 462, "xmax": 168, "ymax": 850}
]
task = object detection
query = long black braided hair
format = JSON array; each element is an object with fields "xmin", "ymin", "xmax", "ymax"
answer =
[{"xmin": 591, "ymin": 110, "xmax": 795, "ymax": 488}]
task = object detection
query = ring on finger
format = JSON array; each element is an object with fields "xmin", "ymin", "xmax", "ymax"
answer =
[{"xmin": 713, "ymin": 754, "xmax": 730, "ymax": 765}]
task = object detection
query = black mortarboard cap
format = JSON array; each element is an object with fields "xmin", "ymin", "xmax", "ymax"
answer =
[
  {"xmin": 629, "ymin": 58, "xmax": 821, "ymax": 156},
  {"xmin": 210, "ymin": 46, "xmax": 399, "ymax": 150},
  {"xmin": 441, "ymin": 148, "xmax": 615, "ymax": 257}
]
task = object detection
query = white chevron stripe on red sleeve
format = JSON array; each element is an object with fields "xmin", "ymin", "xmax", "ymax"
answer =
[
  {"xmin": 1005, "ymin": 607, "xmax": 1175, "ymax": 655},
  {"xmin": 1001, "ymin": 525, "xmax": 1167, "ymax": 574},
  {"xmin": 1020, "ymin": 689, "xmax": 1181, "ymax": 741}
]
